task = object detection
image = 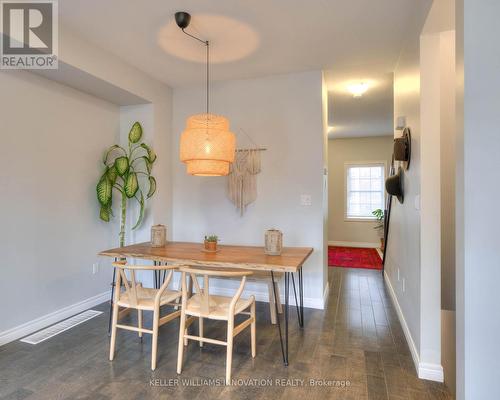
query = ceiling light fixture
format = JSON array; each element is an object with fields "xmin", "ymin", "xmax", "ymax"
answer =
[
  {"xmin": 347, "ymin": 82, "xmax": 369, "ymax": 98},
  {"xmin": 176, "ymin": 11, "xmax": 236, "ymax": 176}
]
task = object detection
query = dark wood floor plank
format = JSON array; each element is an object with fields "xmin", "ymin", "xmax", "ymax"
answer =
[
  {"xmin": 0, "ymin": 267, "xmax": 452, "ymax": 400},
  {"xmin": 364, "ymin": 351, "xmax": 385, "ymax": 378},
  {"xmin": 367, "ymin": 374, "xmax": 389, "ymax": 400}
]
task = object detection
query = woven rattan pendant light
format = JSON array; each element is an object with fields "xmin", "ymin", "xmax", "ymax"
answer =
[{"xmin": 176, "ymin": 12, "xmax": 236, "ymax": 176}]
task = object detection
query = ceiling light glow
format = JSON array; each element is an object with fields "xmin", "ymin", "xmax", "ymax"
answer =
[{"xmin": 347, "ymin": 82, "xmax": 369, "ymax": 98}]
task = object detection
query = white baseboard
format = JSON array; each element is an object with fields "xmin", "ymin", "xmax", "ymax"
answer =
[
  {"xmin": 383, "ymin": 272, "xmax": 444, "ymax": 382},
  {"xmin": 0, "ymin": 290, "xmax": 110, "ymax": 347},
  {"xmin": 418, "ymin": 362, "xmax": 445, "ymax": 382},
  {"xmin": 209, "ymin": 286, "xmax": 325, "ymax": 310},
  {"xmin": 170, "ymin": 275, "xmax": 325, "ymax": 310},
  {"xmin": 383, "ymin": 272, "xmax": 420, "ymax": 365},
  {"xmin": 1, "ymin": 275, "xmax": 327, "ymax": 347},
  {"xmin": 328, "ymin": 240, "xmax": 380, "ymax": 248}
]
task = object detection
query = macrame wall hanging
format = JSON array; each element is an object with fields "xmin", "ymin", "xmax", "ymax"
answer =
[{"xmin": 227, "ymin": 148, "xmax": 265, "ymax": 215}]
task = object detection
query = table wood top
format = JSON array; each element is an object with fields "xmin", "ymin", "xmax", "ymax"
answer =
[{"xmin": 99, "ymin": 241, "xmax": 313, "ymax": 273}]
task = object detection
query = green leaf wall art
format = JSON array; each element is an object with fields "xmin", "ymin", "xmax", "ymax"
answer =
[{"xmin": 96, "ymin": 121, "xmax": 157, "ymax": 247}]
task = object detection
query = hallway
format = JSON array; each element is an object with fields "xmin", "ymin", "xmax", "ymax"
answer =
[
  {"xmin": 322, "ymin": 268, "xmax": 451, "ymax": 399},
  {"xmin": 0, "ymin": 268, "xmax": 451, "ymax": 399}
]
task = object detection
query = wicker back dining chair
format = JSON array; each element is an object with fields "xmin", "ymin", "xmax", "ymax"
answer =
[
  {"xmin": 206, "ymin": 271, "xmax": 283, "ymax": 324},
  {"xmin": 109, "ymin": 261, "xmax": 182, "ymax": 370},
  {"xmin": 176, "ymin": 266, "xmax": 256, "ymax": 383}
]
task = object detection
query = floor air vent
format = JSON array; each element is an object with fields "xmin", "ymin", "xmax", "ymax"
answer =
[{"xmin": 20, "ymin": 310, "xmax": 103, "ymax": 345}]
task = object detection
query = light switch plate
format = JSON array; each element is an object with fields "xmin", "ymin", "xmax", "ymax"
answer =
[
  {"xmin": 300, "ymin": 194, "xmax": 312, "ymax": 206},
  {"xmin": 396, "ymin": 116, "xmax": 406, "ymax": 130},
  {"xmin": 414, "ymin": 195, "xmax": 421, "ymax": 211}
]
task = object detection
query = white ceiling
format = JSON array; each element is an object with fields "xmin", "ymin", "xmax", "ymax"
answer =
[
  {"xmin": 59, "ymin": 0, "xmax": 429, "ymax": 88},
  {"xmin": 324, "ymin": 69, "xmax": 394, "ymax": 138}
]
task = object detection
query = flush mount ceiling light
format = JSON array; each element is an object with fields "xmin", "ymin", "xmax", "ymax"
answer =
[
  {"xmin": 176, "ymin": 11, "xmax": 236, "ymax": 176},
  {"xmin": 347, "ymin": 82, "xmax": 369, "ymax": 98}
]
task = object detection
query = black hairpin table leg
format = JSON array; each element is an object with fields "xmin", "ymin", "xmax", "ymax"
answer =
[
  {"xmin": 294, "ymin": 266, "xmax": 304, "ymax": 327},
  {"xmin": 299, "ymin": 266, "xmax": 304, "ymax": 328},
  {"xmin": 153, "ymin": 261, "xmax": 165, "ymax": 289},
  {"xmin": 291, "ymin": 273, "xmax": 302, "ymax": 326},
  {"xmin": 271, "ymin": 271, "xmax": 287, "ymax": 365},
  {"xmin": 271, "ymin": 271, "xmax": 290, "ymax": 366},
  {"xmin": 271, "ymin": 267, "xmax": 305, "ymax": 366},
  {"xmin": 153, "ymin": 261, "xmax": 158, "ymax": 289},
  {"xmin": 284, "ymin": 272, "xmax": 289, "ymax": 365}
]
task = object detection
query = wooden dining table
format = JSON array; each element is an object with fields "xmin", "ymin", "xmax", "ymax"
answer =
[{"xmin": 99, "ymin": 241, "xmax": 313, "ymax": 366}]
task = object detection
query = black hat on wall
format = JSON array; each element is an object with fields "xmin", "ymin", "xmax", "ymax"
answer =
[
  {"xmin": 394, "ymin": 127, "xmax": 411, "ymax": 170},
  {"xmin": 386, "ymin": 166, "xmax": 404, "ymax": 204}
]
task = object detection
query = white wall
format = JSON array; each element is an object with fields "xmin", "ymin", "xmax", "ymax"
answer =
[
  {"xmin": 386, "ymin": 0, "xmax": 455, "ymax": 384},
  {"xmin": 328, "ymin": 136, "xmax": 393, "ymax": 245},
  {"xmin": 420, "ymin": 0, "xmax": 456, "ymax": 385},
  {"xmin": 0, "ymin": 26, "xmax": 173, "ymax": 344},
  {"xmin": 171, "ymin": 71, "xmax": 327, "ymax": 308},
  {"xmin": 386, "ymin": 9, "xmax": 425, "ymax": 372},
  {"xmin": 0, "ymin": 71, "xmax": 119, "ymax": 334},
  {"xmin": 419, "ymin": 30, "xmax": 443, "ymax": 381},
  {"xmin": 455, "ymin": 1, "xmax": 465, "ymax": 396},
  {"xmin": 439, "ymin": 31, "xmax": 456, "ymax": 312},
  {"xmin": 456, "ymin": 1, "xmax": 500, "ymax": 398},
  {"xmin": 57, "ymin": 25, "xmax": 174, "ymax": 236},
  {"xmin": 321, "ymin": 74, "xmax": 329, "ymax": 292},
  {"xmin": 438, "ymin": 28, "xmax": 456, "ymax": 396}
]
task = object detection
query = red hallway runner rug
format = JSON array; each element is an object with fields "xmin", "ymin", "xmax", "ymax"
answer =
[{"xmin": 328, "ymin": 246, "xmax": 382, "ymax": 270}]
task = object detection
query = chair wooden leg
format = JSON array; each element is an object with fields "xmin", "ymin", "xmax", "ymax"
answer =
[
  {"xmin": 251, "ymin": 302, "xmax": 256, "ymax": 358},
  {"xmin": 226, "ymin": 319, "xmax": 234, "ymax": 384},
  {"xmin": 174, "ymin": 278, "xmax": 182, "ymax": 310},
  {"xmin": 275, "ymin": 282, "xmax": 283, "ymax": 314},
  {"xmin": 184, "ymin": 328, "xmax": 188, "ymax": 346},
  {"xmin": 151, "ymin": 309, "xmax": 159, "ymax": 371},
  {"xmin": 109, "ymin": 302, "xmax": 119, "ymax": 361},
  {"xmin": 199, "ymin": 317, "xmax": 204, "ymax": 347},
  {"xmin": 268, "ymin": 281, "xmax": 277, "ymax": 324},
  {"xmin": 138, "ymin": 310, "xmax": 143, "ymax": 338},
  {"xmin": 177, "ymin": 310, "xmax": 187, "ymax": 374}
]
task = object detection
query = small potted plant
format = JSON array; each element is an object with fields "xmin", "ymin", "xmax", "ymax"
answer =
[
  {"xmin": 372, "ymin": 209, "xmax": 385, "ymax": 251},
  {"xmin": 204, "ymin": 235, "xmax": 218, "ymax": 252}
]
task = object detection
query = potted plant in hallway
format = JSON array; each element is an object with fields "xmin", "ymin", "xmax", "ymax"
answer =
[
  {"xmin": 204, "ymin": 235, "xmax": 219, "ymax": 252},
  {"xmin": 372, "ymin": 208, "xmax": 385, "ymax": 251},
  {"xmin": 96, "ymin": 122, "xmax": 157, "ymax": 247}
]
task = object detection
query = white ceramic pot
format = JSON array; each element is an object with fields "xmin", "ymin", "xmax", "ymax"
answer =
[
  {"xmin": 151, "ymin": 224, "xmax": 167, "ymax": 247},
  {"xmin": 265, "ymin": 229, "xmax": 283, "ymax": 255}
]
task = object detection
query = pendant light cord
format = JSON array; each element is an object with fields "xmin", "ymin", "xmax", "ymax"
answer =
[
  {"xmin": 181, "ymin": 28, "xmax": 210, "ymax": 115},
  {"xmin": 206, "ymin": 40, "xmax": 209, "ymax": 115}
]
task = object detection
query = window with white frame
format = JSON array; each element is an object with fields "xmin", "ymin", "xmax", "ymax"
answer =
[{"xmin": 345, "ymin": 163, "xmax": 385, "ymax": 219}]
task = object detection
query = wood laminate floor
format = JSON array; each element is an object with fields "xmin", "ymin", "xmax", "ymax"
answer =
[{"xmin": 0, "ymin": 267, "xmax": 453, "ymax": 400}]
